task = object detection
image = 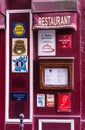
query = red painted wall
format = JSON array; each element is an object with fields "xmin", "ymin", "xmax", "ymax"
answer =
[
  {"xmin": 0, "ymin": 30, "xmax": 5, "ymax": 130},
  {"xmin": 0, "ymin": 0, "xmax": 84, "ymax": 130},
  {"xmin": 80, "ymin": 0, "xmax": 85, "ymax": 129},
  {"xmin": 6, "ymin": 0, "xmax": 31, "ymax": 9}
]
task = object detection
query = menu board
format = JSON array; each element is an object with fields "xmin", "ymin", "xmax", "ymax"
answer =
[{"xmin": 44, "ymin": 68, "xmax": 68, "ymax": 86}]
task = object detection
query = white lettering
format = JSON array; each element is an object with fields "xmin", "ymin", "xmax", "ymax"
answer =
[{"xmin": 38, "ymin": 16, "xmax": 71, "ymax": 26}]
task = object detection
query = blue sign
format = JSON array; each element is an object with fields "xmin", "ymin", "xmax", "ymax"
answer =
[
  {"xmin": 11, "ymin": 92, "xmax": 28, "ymax": 101},
  {"xmin": 12, "ymin": 22, "xmax": 26, "ymax": 38}
]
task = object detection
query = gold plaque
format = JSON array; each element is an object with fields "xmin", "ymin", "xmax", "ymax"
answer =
[{"xmin": 13, "ymin": 40, "xmax": 26, "ymax": 55}]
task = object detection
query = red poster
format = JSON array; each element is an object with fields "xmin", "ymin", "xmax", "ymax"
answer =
[
  {"xmin": 58, "ymin": 93, "xmax": 71, "ymax": 112},
  {"xmin": 57, "ymin": 35, "xmax": 72, "ymax": 48}
]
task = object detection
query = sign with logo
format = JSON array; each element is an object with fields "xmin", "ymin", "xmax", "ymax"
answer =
[
  {"xmin": 12, "ymin": 38, "xmax": 27, "ymax": 55},
  {"xmin": 12, "ymin": 56, "xmax": 28, "ymax": 72},
  {"xmin": 58, "ymin": 93, "xmax": 71, "ymax": 112},
  {"xmin": 38, "ymin": 30, "xmax": 56, "ymax": 56},
  {"xmin": 57, "ymin": 34, "xmax": 72, "ymax": 48},
  {"xmin": 33, "ymin": 13, "xmax": 77, "ymax": 30},
  {"xmin": 12, "ymin": 22, "xmax": 26, "ymax": 38},
  {"xmin": 11, "ymin": 92, "xmax": 28, "ymax": 101}
]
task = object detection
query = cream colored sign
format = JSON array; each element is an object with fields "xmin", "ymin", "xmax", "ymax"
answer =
[{"xmin": 12, "ymin": 38, "xmax": 27, "ymax": 55}]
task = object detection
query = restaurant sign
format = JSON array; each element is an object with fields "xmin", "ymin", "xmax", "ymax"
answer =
[{"xmin": 33, "ymin": 13, "xmax": 77, "ymax": 30}]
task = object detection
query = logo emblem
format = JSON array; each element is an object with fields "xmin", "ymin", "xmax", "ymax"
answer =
[
  {"xmin": 13, "ymin": 40, "xmax": 26, "ymax": 55},
  {"xmin": 12, "ymin": 22, "xmax": 26, "ymax": 37},
  {"xmin": 12, "ymin": 56, "xmax": 28, "ymax": 72}
]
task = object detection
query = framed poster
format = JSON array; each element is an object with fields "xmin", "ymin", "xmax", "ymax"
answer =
[
  {"xmin": 58, "ymin": 93, "xmax": 71, "ymax": 112},
  {"xmin": 38, "ymin": 30, "xmax": 56, "ymax": 56},
  {"xmin": 39, "ymin": 59, "xmax": 73, "ymax": 90}
]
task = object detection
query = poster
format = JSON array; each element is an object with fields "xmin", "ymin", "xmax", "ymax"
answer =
[
  {"xmin": 58, "ymin": 93, "xmax": 71, "ymax": 112},
  {"xmin": 38, "ymin": 30, "xmax": 56, "ymax": 56},
  {"xmin": 46, "ymin": 94, "xmax": 55, "ymax": 107},
  {"xmin": 37, "ymin": 94, "xmax": 45, "ymax": 107}
]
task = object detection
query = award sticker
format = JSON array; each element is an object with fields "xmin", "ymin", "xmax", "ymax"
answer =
[
  {"xmin": 12, "ymin": 38, "xmax": 27, "ymax": 55},
  {"xmin": 12, "ymin": 22, "xmax": 26, "ymax": 38},
  {"xmin": 46, "ymin": 94, "xmax": 55, "ymax": 107},
  {"xmin": 57, "ymin": 34, "xmax": 72, "ymax": 48},
  {"xmin": 12, "ymin": 56, "xmax": 28, "ymax": 72},
  {"xmin": 37, "ymin": 94, "xmax": 45, "ymax": 107},
  {"xmin": 58, "ymin": 93, "xmax": 71, "ymax": 112}
]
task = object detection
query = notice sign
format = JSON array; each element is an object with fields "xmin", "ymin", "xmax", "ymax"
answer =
[
  {"xmin": 46, "ymin": 94, "xmax": 55, "ymax": 107},
  {"xmin": 11, "ymin": 92, "xmax": 28, "ymax": 101},
  {"xmin": 38, "ymin": 30, "xmax": 56, "ymax": 56},
  {"xmin": 57, "ymin": 34, "xmax": 72, "ymax": 48},
  {"xmin": 37, "ymin": 94, "xmax": 45, "ymax": 107},
  {"xmin": 44, "ymin": 68, "xmax": 68, "ymax": 86},
  {"xmin": 58, "ymin": 93, "xmax": 71, "ymax": 112}
]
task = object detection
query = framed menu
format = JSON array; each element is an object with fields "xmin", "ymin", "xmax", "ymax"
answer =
[
  {"xmin": 39, "ymin": 59, "xmax": 73, "ymax": 90},
  {"xmin": 44, "ymin": 68, "xmax": 68, "ymax": 86}
]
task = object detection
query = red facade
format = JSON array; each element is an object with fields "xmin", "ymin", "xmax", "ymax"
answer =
[{"xmin": 0, "ymin": 0, "xmax": 84, "ymax": 130}]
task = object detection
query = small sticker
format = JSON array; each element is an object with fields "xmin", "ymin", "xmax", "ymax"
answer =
[
  {"xmin": 37, "ymin": 94, "xmax": 45, "ymax": 107},
  {"xmin": 12, "ymin": 56, "xmax": 28, "ymax": 72},
  {"xmin": 12, "ymin": 38, "xmax": 27, "ymax": 55},
  {"xmin": 12, "ymin": 22, "xmax": 26, "ymax": 38},
  {"xmin": 46, "ymin": 94, "xmax": 55, "ymax": 107},
  {"xmin": 58, "ymin": 93, "xmax": 71, "ymax": 112}
]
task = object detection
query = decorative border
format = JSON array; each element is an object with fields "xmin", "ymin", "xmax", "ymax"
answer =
[
  {"xmin": 5, "ymin": 9, "xmax": 33, "ymax": 123},
  {"xmin": 39, "ymin": 119, "xmax": 74, "ymax": 130}
]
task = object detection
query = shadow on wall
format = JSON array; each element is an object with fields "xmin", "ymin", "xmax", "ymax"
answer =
[{"xmin": 6, "ymin": 0, "xmax": 31, "ymax": 10}]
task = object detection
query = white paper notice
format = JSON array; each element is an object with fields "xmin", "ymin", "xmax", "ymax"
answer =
[{"xmin": 44, "ymin": 68, "xmax": 68, "ymax": 86}]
